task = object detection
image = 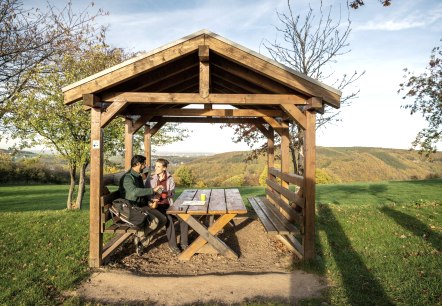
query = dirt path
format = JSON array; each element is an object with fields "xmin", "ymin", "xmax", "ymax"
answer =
[{"xmin": 74, "ymin": 218, "xmax": 328, "ymax": 304}]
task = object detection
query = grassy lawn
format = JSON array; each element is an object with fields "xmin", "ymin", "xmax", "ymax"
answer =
[{"xmin": 0, "ymin": 180, "xmax": 441, "ymax": 305}]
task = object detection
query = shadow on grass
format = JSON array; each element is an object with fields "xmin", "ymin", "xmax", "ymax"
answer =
[
  {"xmin": 312, "ymin": 204, "xmax": 394, "ymax": 305},
  {"xmin": 380, "ymin": 206, "xmax": 442, "ymax": 251}
]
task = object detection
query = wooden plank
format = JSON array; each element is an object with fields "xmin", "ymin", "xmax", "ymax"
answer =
[
  {"xmin": 104, "ymin": 224, "xmax": 138, "ymax": 233},
  {"xmin": 206, "ymin": 36, "xmax": 341, "ymax": 108},
  {"xmin": 89, "ymin": 107, "xmax": 103, "ymax": 268},
  {"xmin": 225, "ymin": 188, "xmax": 247, "ymax": 214},
  {"xmin": 208, "ymin": 189, "xmax": 226, "ymax": 214},
  {"xmin": 253, "ymin": 197, "xmax": 291, "ymax": 235},
  {"xmin": 129, "ymin": 114, "xmax": 153, "ymax": 134},
  {"xmin": 280, "ymin": 104, "xmax": 307, "ymax": 129},
  {"xmin": 267, "ymin": 126, "xmax": 274, "ymax": 182},
  {"xmin": 268, "ymin": 167, "xmax": 305, "ymax": 189},
  {"xmin": 281, "ymin": 126, "xmax": 290, "ymax": 204},
  {"xmin": 144, "ymin": 125, "xmax": 151, "ymax": 168},
  {"xmin": 102, "ymin": 233, "xmax": 133, "ymax": 261},
  {"xmin": 101, "ymin": 92, "xmax": 307, "ymax": 105},
  {"xmin": 266, "ymin": 179, "xmax": 298, "ymax": 203},
  {"xmin": 266, "ymin": 189, "xmax": 304, "ymax": 225},
  {"xmin": 186, "ymin": 189, "xmax": 211, "ymax": 215},
  {"xmin": 262, "ymin": 116, "xmax": 289, "ymax": 129},
  {"xmin": 303, "ymin": 110, "xmax": 316, "ymax": 260},
  {"xmin": 248, "ymin": 197, "xmax": 278, "ymax": 234},
  {"xmin": 124, "ymin": 119, "xmax": 133, "ymax": 170},
  {"xmin": 178, "ymin": 213, "xmax": 237, "ymax": 260},
  {"xmin": 150, "ymin": 117, "xmax": 264, "ymax": 124},
  {"xmin": 277, "ymin": 234, "xmax": 303, "ymax": 259},
  {"xmin": 260, "ymin": 197, "xmax": 300, "ymax": 235},
  {"xmin": 64, "ymin": 34, "xmax": 205, "ymax": 104},
  {"xmin": 100, "ymin": 100, "xmax": 128, "ymax": 128},
  {"xmin": 199, "ymin": 46, "xmax": 210, "ymax": 98},
  {"xmin": 198, "ymin": 45, "xmax": 210, "ymax": 62},
  {"xmin": 150, "ymin": 120, "xmax": 166, "ymax": 136},
  {"xmin": 255, "ymin": 123, "xmax": 272, "ymax": 139},
  {"xmin": 168, "ymin": 189, "xmax": 197, "ymax": 214},
  {"xmin": 142, "ymin": 108, "xmax": 284, "ymax": 117},
  {"xmin": 83, "ymin": 94, "xmax": 100, "ymax": 107}
]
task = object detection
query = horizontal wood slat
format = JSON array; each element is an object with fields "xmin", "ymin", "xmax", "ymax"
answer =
[
  {"xmin": 255, "ymin": 197, "xmax": 300, "ymax": 236},
  {"xmin": 268, "ymin": 167, "xmax": 304, "ymax": 188},
  {"xmin": 266, "ymin": 188, "xmax": 304, "ymax": 226},
  {"xmin": 266, "ymin": 178, "xmax": 297, "ymax": 202},
  {"xmin": 248, "ymin": 197, "xmax": 278, "ymax": 234}
]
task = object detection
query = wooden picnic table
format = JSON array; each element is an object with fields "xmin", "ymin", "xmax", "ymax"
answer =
[{"xmin": 167, "ymin": 188, "xmax": 247, "ymax": 260}]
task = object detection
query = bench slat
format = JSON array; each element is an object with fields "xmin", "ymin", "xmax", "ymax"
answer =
[
  {"xmin": 266, "ymin": 188, "xmax": 304, "ymax": 226},
  {"xmin": 259, "ymin": 197, "xmax": 300, "ymax": 235},
  {"xmin": 249, "ymin": 197, "xmax": 278, "ymax": 234},
  {"xmin": 253, "ymin": 197, "xmax": 292, "ymax": 235}
]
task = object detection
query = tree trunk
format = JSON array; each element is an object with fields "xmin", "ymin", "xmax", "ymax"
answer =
[
  {"xmin": 75, "ymin": 163, "xmax": 88, "ymax": 210},
  {"xmin": 67, "ymin": 164, "xmax": 76, "ymax": 210}
]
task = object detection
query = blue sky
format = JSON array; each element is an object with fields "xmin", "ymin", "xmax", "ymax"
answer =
[{"xmin": 4, "ymin": 0, "xmax": 441, "ymax": 153}]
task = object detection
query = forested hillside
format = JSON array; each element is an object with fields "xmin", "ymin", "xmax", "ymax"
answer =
[{"xmin": 168, "ymin": 147, "xmax": 442, "ymax": 186}]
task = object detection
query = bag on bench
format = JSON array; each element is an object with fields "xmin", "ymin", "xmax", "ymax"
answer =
[{"xmin": 110, "ymin": 198, "xmax": 150, "ymax": 229}]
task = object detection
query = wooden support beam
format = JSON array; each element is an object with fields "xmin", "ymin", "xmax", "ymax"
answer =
[
  {"xmin": 130, "ymin": 114, "xmax": 154, "ymax": 134},
  {"xmin": 267, "ymin": 126, "xmax": 275, "ymax": 186},
  {"xmin": 83, "ymin": 94, "xmax": 101, "ymax": 108},
  {"xmin": 280, "ymin": 126, "xmax": 290, "ymax": 205},
  {"xmin": 124, "ymin": 119, "xmax": 133, "ymax": 170},
  {"xmin": 255, "ymin": 123, "xmax": 272, "ymax": 139},
  {"xmin": 199, "ymin": 45, "xmax": 210, "ymax": 62},
  {"xmin": 144, "ymin": 125, "xmax": 151, "ymax": 168},
  {"xmin": 141, "ymin": 108, "xmax": 284, "ymax": 117},
  {"xmin": 100, "ymin": 100, "xmax": 128, "ymax": 128},
  {"xmin": 280, "ymin": 104, "xmax": 307, "ymax": 129},
  {"xmin": 262, "ymin": 116, "xmax": 289, "ymax": 130},
  {"xmin": 89, "ymin": 107, "xmax": 103, "ymax": 267},
  {"xmin": 200, "ymin": 61, "xmax": 210, "ymax": 98},
  {"xmin": 101, "ymin": 92, "xmax": 307, "ymax": 105},
  {"xmin": 150, "ymin": 120, "xmax": 166, "ymax": 136},
  {"xmin": 150, "ymin": 116, "xmax": 263, "ymax": 124},
  {"xmin": 303, "ymin": 110, "xmax": 316, "ymax": 260}
]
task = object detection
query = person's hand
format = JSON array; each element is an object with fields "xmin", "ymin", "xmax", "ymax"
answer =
[
  {"xmin": 149, "ymin": 199, "xmax": 159, "ymax": 209},
  {"xmin": 153, "ymin": 186, "xmax": 162, "ymax": 192}
]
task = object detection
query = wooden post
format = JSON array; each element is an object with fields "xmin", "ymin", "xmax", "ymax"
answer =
[
  {"xmin": 89, "ymin": 107, "xmax": 103, "ymax": 267},
  {"xmin": 124, "ymin": 118, "xmax": 133, "ymax": 170},
  {"xmin": 267, "ymin": 126, "xmax": 274, "ymax": 179},
  {"xmin": 144, "ymin": 124, "xmax": 151, "ymax": 168},
  {"xmin": 199, "ymin": 45, "xmax": 210, "ymax": 98},
  {"xmin": 304, "ymin": 110, "xmax": 316, "ymax": 260},
  {"xmin": 280, "ymin": 126, "xmax": 290, "ymax": 204}
]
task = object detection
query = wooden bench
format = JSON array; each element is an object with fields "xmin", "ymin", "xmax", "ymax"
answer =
[
  {"xmin": 248, "ymin": 168, "xmax": 306, "ymax": 259},
  {"xmin": 100, "ymin": 189, "xmax": 141, "ymax": 260}
]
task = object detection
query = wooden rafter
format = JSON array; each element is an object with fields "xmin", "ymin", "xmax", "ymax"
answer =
[
  {"xmin": 199, "ymin": 45, "xmax": 210, "ymax": 98},
  {"xmin": 101, "ymin": 92, "xmax": 307, "ymax": 105}
]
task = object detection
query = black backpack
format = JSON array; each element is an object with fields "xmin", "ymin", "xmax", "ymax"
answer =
[{"xmin": 110, "ymin": 198, "xmax": 150, "ymax": 229}]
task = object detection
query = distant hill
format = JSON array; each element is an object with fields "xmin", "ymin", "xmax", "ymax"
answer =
[{"xmin": 168, "ymin": 147, "xmax": 442, "ymax": 186}]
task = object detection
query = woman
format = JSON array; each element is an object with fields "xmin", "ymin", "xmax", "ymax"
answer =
[{"xmin": 148, "ymin": 158, "xmax": 188, "ymax": 254}]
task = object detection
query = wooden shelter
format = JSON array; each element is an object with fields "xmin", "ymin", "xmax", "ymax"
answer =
[{"xmin": 62, "ymin": 29, "xmax": 341, "ymax": 268}]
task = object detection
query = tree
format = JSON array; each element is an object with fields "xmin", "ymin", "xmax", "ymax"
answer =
[
  {"xmin": 0, "ymin": 0, "xmax": 106, "ymax": 115},
  {"xmin": 399, "ymin": 41, "xmax": 442, "ymax": 156},
  {"xmin": 174, "ymin": 166, "xmax": 196, "ymax": 187},
  {"xmin": 226, "ymin": 0, "xmax": 364, "ymax": 174},
  {"xmin": 2, "ymin": 42, "xmax": 128, "ymax": 209},
  {"xmin": 348, "ymin": 0, "xmax": 391, "ymax": 9}
]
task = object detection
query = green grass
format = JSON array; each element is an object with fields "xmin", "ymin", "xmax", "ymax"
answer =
[{"xmin": 0, "ymin": 180, "xmax": 441, "ymax": 305}]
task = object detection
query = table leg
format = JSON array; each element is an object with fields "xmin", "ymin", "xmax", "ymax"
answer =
[{"xmin": 177, "ymin": 214, "xmax": 237, "ymax": 260}]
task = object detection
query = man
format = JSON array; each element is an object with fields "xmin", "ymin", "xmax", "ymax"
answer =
[{"xmin": 119, "ymin": 155, "xmax": 167, "ymax": 252}]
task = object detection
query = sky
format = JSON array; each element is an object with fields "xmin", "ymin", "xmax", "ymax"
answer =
[{"xmin": 2, "ymin": 0, "xmax": 441, "ymax": 154}]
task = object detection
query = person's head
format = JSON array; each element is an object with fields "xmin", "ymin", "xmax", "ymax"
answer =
[
  {"xmin": 131, "ymin": 155, "xmax": 147, "ymax": 173},
  {"xmin": 154, "ymin": 158, "xmax": 169, "ymax": 175}
]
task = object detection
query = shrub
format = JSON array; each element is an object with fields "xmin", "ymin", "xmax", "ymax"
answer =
[
  {"xmin": 220, "ymin": 174, "xmax": 245, "ymax": 187},
  {"xmin": 174, "ymin": 165, "xmax": 196, "ymax": 187}
]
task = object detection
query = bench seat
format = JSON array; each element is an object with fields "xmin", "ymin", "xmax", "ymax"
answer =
[{"xmin": 249, "ymin": 197, "xmax": 299, "ymax": 236}]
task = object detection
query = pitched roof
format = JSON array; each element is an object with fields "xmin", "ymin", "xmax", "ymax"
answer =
[{"xmin": 63, "ymin": 29, "xmax": 341, "ymax": 109}]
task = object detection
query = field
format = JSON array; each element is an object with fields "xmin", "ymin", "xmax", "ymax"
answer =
[{"xmin": 0, "ymin": 180, "xmax": 441, "ymax": 305}]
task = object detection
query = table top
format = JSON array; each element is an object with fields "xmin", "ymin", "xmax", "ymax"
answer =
[{"xmin": 167, "ymin": 188, "xmax": 247, "ymax": 215}]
